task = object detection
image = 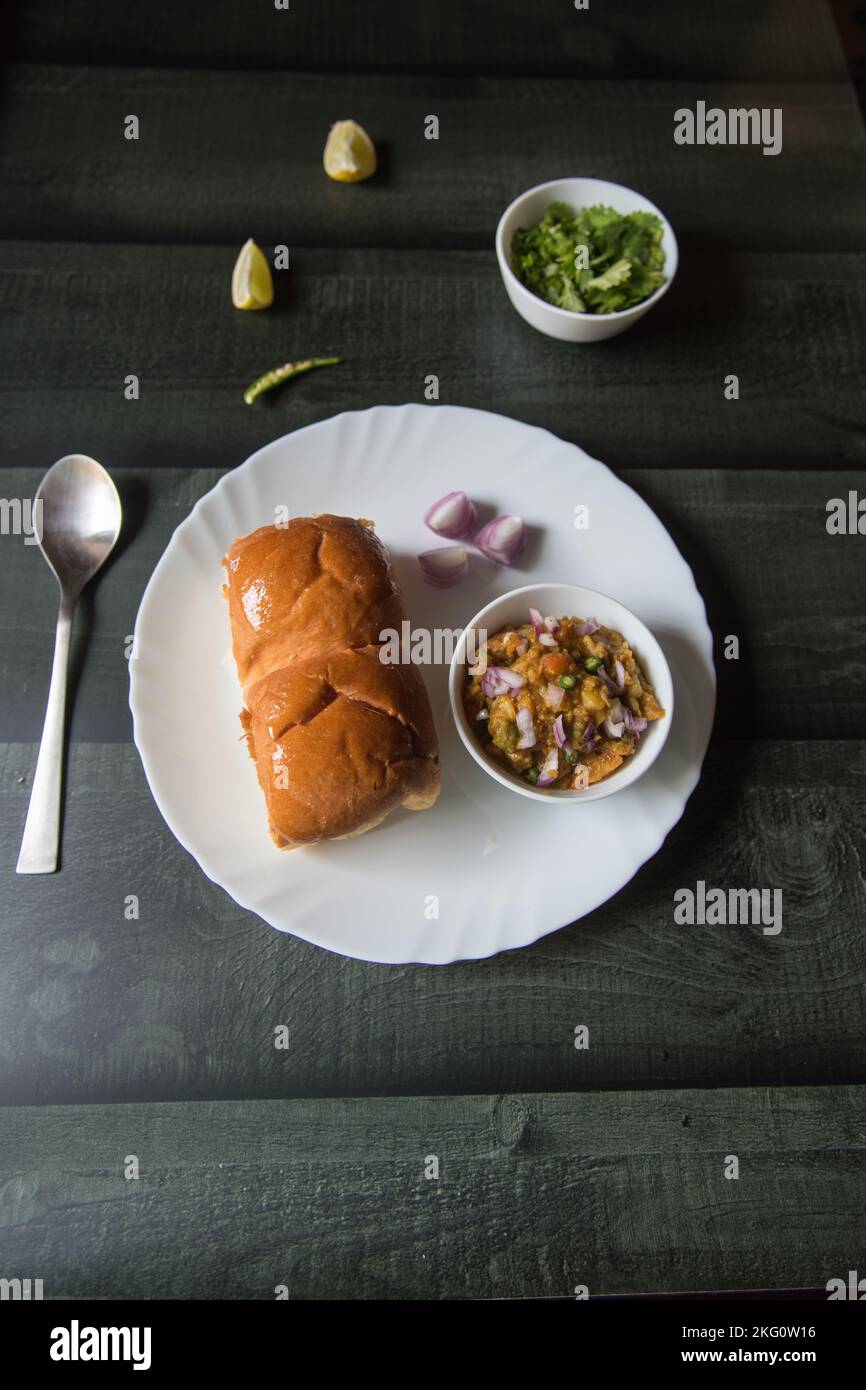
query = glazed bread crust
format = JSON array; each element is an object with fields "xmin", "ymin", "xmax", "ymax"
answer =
[{"xmin": 224, "ymin": 516, "xmax": 440, "ymax": 847}]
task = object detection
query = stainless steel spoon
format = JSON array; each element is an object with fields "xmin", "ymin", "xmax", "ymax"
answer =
[{"xmin": 16, "ymin": 455, "xmax": 122, "ymax": 874}]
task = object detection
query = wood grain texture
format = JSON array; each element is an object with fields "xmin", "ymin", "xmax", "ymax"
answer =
[
  {"xmin": 2, "ymin": 69, "xmax": 864, "ymax": 251},
  {"xmin": 1, "ymin": 464, "xmax": 862, "ymax": 745},
  {"xmin": 1, "ymin": 740, "xmax": 864, "ymax": 1104},
  {"xmin": 1, "ymin": 0, "xmax": 863, "ymax": 1297},
  {"xmin": 0, "ymin": 1086, "xmax": 863, "ymax": 1298},
  {"xmin": 7, "ymin": 0, "xmax": 852, "ymax": 82},
  {"xmin": 1, "ymin": 244, "xmax": 863, "ymax": 477}
]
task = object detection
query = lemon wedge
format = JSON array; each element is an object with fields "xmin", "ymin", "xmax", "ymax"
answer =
[
  {"xmin": 231, "ymin": 238, "xmax": 274, "ymax": 310},
  {"xmin": 323, "ymin": 120, "xmax": 377, "ymax": 183}
]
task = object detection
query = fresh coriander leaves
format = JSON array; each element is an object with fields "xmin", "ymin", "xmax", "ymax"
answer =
[{"xmin": 511, "ymin": 202, "xmax": 666, "ymax": 315}]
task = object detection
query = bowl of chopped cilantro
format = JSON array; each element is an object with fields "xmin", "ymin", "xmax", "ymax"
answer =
[{"xmin": 496, "ymin": 177, "xmax": 678, "ymax": 341}]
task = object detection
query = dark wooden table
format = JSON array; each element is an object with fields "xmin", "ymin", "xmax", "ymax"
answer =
[{"xmin": 1, "ymin": 1, "xmax": 864, "ymax": 1300}]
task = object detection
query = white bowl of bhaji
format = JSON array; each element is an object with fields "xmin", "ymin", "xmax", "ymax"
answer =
[{"xmin": 449, "ymin": 583, "xmax": 673, "ymax": 803}]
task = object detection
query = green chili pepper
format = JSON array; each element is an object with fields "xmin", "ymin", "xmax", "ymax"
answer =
[
  {"xmin": 557, "ymin": 673, "xmax": 577, "ymax": 689},
  {"xmin": 563, "ymin": 747, "xmax": 578, "ymax": 764},
  {"xmin": 584, "ymin": 657, "xmax": 602, "ymax": 673},
  {"xmin": 243, "ymin": 356, "xmax": 341, "ymax": 405},
  {"xmin": 525, "ymin": 766, "xmax": 540, "ymax": 783}
]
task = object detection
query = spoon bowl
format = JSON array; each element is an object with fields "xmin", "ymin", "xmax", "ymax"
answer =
[{"xmin": 35, "ymin": 454, "xmax": 122, "ymax": 595}]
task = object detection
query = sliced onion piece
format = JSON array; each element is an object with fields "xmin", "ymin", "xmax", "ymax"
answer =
[
  {"xmin": 583, "ymin": 721, "xmax": 596, "ymax": 745},
  {"xmin": 577, "ymin": 618, "xmax": 600, "ymax": 635},
  {"xmin": 529, "ymin": 607, "xmax": 544, "ymax": 635},
  {"xmin": 480, "ymin": 670, "xmax": 505, "ymax": 698},
  {"xmin": 613, "ymin": 658, "xmax": 626, "ymax": 688},
  {"xmin": 487, "ymin": 665, "xmax": 526, "ymax": 689},
  {"xmin": 543, "ymin": 683, "xmax": 565, "ymax": 710},
  {"xmin": 480, "ymin": 665, "xmax": 524, "ymax": 698},
  {"xmin": 543, "ymin": 615, "xmax": 561, "ymax": 635},
  {"xmin": 603, "ymin": 698, "xmax": 626, "ymax": 739},
  {"xmin": 423, "ymin": 490, "xmax": 477, "ymax": 539},
  {"xmin": 514, "ymin": 639, "xmax": 529, "ymax": 656},
  {"xmin": 599, "ymin": 665, "xmax": 624, "ymax": 695},
  {"xmin": 538, "ymin": 633, "xmax": 558, "ymax": 648},
  {"xmin": 624, "ymin": 709, "xmax": 648, "ymax": 736},
  {"xmin": 571, "ymin": 764, "xmax": 589, "ymax": 791},
  {"xmin": 537, "ymin": 746, "xmax": 559, "ymax": 787},
  {"xmin": 474, "ymin": 514, "xmax": 526, "ymax": 565},
  {"xmin": 516, "ymin": 706, "xmax": 536, "ymax": 749},
  {"xmin": 553, "ymin": 715, "xmax": 576, "ymax": 762},
  {"xmin": 417, "ymin": 545, "xmax": 468, "ymax": 587}
]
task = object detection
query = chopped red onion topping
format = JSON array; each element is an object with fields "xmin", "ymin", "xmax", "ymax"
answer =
[
  {"xmin": 577, "ymin": 618, "xmax": 600, "ymax": 635},
  {"xmin": 490, "ymin": 665, "xmax": 526, "ymax": 689},
  {"xmin": 599, "ymin": 665, "xmax": 624, "ymax": 695},
  {"xmin": 423, "ymin": 490, "xmax": 477, "ymax": 540},
  {"xmin": 538, "ymin": 633, "xmax": 558, "ymax": 647},
  {"xmin": 537, "ymin": 746, "xmax": 559, "ymax": 787},
  {"xmin": 603, "ymin": 698, "xmax": 626, "ymax": 739},
  {"xmin": 543, "ymin": 615, "xmax": 561, "ymax": 635},
  {"xmin": 552, "ymin": 714, "xmax": 575, "ymax": 758},
  {"xmin": 613, "ymin": 658, "xmax": 626, "ymax": 688},
  {"xmin": 583, "ymin": 721, "xmax": 596, "ymax": 744},
  {"xmin": 516, "ymin": 706, "xmax": 536, "ymax": 749},
  {"xmin": 417, "ymin": 545, "xmax": 468, "ymax": 587},
  {"xmin": 474, "ymin": 514, "xmax": 526, "ymax": 565},
  {"xmin": 480, "ymin": 670, "xmax": 506, "ymax": 698},
  {"xmin": 514, "ymin": 639, "xmax": 529, "ymax": 656},
  {"xmin": 544, "ymin": 683, "xmax": 565, "ymax": 710},
  {"xmin": 624, "ymin": 709, "xmax": 648, "ymax": 736},
  {"xmin": 529, "ymin": 607, "xmax": 544, "ymax": 635},
  {"xmin": 480, "ymin": 664, "xmax": 526, "ymax": 698}
]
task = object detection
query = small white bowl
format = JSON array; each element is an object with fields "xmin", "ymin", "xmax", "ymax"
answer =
[
  {"xmin": 495, "ymin": 177, "xmax": 678, "ymax": 343},
  {"xmin": 449, "ymin": 583, "xmax": 674, "ymax": 803}
]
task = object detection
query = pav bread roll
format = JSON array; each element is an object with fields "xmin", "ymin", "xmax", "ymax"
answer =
[{"xmin": 223, "ymin": 515, "xmax": 440, "ymax": 847}]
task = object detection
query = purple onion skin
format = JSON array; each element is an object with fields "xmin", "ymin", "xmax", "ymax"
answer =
[
  {"xmin": 423, "ymin": 491, "xmax": 478, "ymax": 540},
  {"xmin": 474, "ymin": 515, "xmax": 527, "ymax": 566},
  {"xmin": 417, "ymin": 547, "xmax": 468, "ymax": 587},
  {"xmin": 598, "ymin": 666, "xmax": 624, "ymax": 696}
]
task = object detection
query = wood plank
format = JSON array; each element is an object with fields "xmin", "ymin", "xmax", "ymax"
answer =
[
  {"xmin": 8, "ymin": 0, "xmax": 852, "ymax": 82},
  {"xmin": 0, "ymin": 244, "xmax": 864, "ymax": 478},
  {"xmin": 1, "ymin": 740, "xmax": 864, "ymax": 1104},
  {"xmin": 2, "ymin": 69, "xmax": 864, "ymax": 250},
  {"xmin": 1, "ymin": 464, "xmax": 862, "ymax": 744},
  {"xmin": 0, "ymin": 1086, "xmax": 863, "ymax": 1297}
]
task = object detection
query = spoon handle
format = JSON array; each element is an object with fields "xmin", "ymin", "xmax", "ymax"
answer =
[{"xmin": 16, "ymin": 592, "xmax": 75, "ymax": 874}]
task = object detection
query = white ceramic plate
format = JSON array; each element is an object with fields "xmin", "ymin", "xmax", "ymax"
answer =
[{"xmin": 130, "ymin": 405, "xmax": 715, "ymax": 964}]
